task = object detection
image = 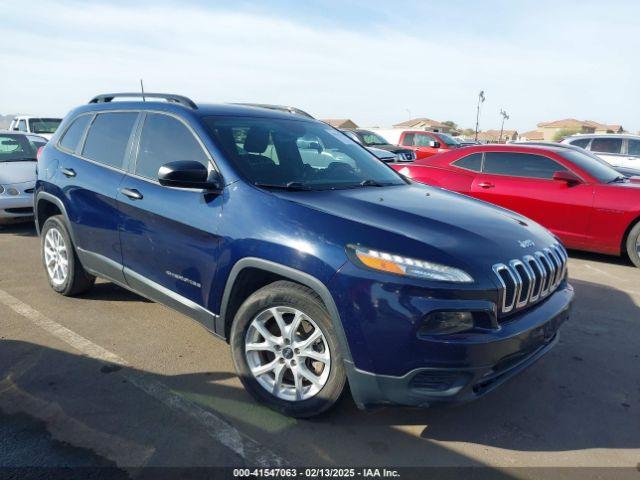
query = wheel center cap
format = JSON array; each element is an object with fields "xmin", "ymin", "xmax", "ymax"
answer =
[{"xmin": 282, "ymin": 347, "xmax": 294, "ymax": 360}]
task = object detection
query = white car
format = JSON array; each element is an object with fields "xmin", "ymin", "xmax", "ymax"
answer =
[
  {"xmin": 0, "ymin": 131, "xmax": 39, "ymax": 223},
  {"xmin": 8, "ymin": 116, "xmax": 62, "ymax": 140},
  {"xmin": 562, "ymin": 134, "xmax": 640, "ymax": 169}
]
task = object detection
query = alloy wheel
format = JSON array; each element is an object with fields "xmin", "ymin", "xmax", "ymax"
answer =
[
  {"xmin": 245, "ymin": 306, "xmax": 331, "ymax": 402},
  {"xmin": 44, "ymin": 227, "xmax": 69, "ymax": 286}
]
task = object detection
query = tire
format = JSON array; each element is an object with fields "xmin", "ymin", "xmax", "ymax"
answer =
[
  {"xmin": 41, "ymin": 215, "xmax": 95, "ymax": 296},
  {"xmin": 626, "ymin": 221, "xmax": 640, "ymax": 268},
  {"xmin": 230, "ymin": 280, "xmax": 346, "ymax": 418}
]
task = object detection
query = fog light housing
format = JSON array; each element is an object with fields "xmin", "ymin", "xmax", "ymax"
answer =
[
  {"xmin": 6, "ymin": 187, "xmax": 19, "ymax": 196},
  {"xmin": 419, "ymin": 311, "xmax": 474, "ymax": 336}
]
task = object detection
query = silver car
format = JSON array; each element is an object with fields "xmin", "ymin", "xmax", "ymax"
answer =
[
  {"xmin": 562, "ymin": 134, "xmax": 640, "ymax": 169},
  {"xmin": 0, "ymin": 131, "xmax": 39, "ymax": 223}
]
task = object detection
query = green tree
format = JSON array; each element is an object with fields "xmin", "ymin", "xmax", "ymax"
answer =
[
  {"xmin": 442, "ymin": 120, "xmax": 458, "ymax": 130},
  {"xmin": 462, "ymin": 128, "xmax": 475, "ymax": 136},
  {"xmin": 553, "ymin": 128, "xmax": 581, "ymax": 142}
]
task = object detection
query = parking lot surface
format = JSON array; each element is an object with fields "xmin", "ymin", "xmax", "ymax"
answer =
[{"xmin": 1, "ymin": 222, "xmax": 639, "ymax": 475}]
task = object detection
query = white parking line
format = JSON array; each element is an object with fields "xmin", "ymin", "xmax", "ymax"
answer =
[{"xmin": 0, "ymin": 288, "xmax": 287, "ymax": 467}]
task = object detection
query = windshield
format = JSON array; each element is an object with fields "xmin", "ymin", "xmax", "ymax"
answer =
[
  {"xmin": 558, "ymin": 150, "xmax": 620, "ymax": 183},
  {"xmin": 204, "ymin": 116, "xmax": 405, "ymax": 190},
  {"xmin": 0, "ymin": 134, "xmax": 38, "ymax": 162},
  {"xmin": 359, "ymin": 131, "xmax": 390, "ymax": 146},
  {"xmin": 437, "ymin": 133, "xmax": 460, "ymax": 146},
  {"xmin": 28, "ymin": 118, "xmax": 62, "ymax": 134}
]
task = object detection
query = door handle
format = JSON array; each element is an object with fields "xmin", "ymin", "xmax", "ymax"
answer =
[
  {"xmin": 478, "ymin": 182, "xmax": 495, "ymax": 189},
  {"xmin": 120, "ymin": 188, "xmax": 143, "ymax": 200},
  {"xmin": 60, "ymin": 167, "xmax": 76, "ymax": 178}
]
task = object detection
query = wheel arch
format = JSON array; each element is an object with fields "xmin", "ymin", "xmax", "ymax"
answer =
[
  {"xmin": 218, "ymin": 257, "xmax": 353, "ymax": 365},
  {"xmin": 35, "ymin": 192, "xmax": 72, "ymax": 240},
  {"xmin": 621, "ymin": 214, "xmax": 640, "ymax": 256}
]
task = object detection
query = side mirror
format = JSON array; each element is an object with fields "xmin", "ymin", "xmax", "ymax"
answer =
[
  {"xmin": 158, "ymin": 161, "xmax": 223, "ymax": 192},
  {"xmin": 553, "ymin": 170, "xmax": 582, "ymax": 185},
  {"xmin": 429, "ymin": 140, "xmax": 441, "ymax": 148}
]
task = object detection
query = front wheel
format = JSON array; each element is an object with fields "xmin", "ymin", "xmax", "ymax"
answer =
[
  {"xmin": 626, "ymin": 221, "xmax": 640, "ymax": 268},
  {"xmin": 230, "ymin": 281, "xmax": 346, "ymax": 417}
]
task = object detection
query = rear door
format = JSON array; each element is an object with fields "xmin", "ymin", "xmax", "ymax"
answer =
[
  {"xmin": 589, "ymin": 137, "xmax": 624, "ymax": 167},
  {"xmin": 470, "ymin": 151, "xmax": 594, "ymax": 247},
  {"xmin": 55, "ymin": 111, "xmax": 138, "ymax": 283},
  {"xmin": 118, "ymin": 112, "xmax": 223, "ymax": 331}
]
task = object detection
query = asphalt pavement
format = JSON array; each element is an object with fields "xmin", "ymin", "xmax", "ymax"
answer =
[{"xmin": 0, "ymin": 221, "xmax": 638, "ymax": 478}]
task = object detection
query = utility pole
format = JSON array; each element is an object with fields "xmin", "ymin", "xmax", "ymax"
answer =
[
  {"xmin": 499, "ymin": 109, "xmax": 509, "ymax": 143},
  {"xmin": 405, "ymin": 108, "xmax": 412, "ymax": 120},
  {"xmin": 474, "ymin": 90, "xmax": 485, "ymax": 141}
]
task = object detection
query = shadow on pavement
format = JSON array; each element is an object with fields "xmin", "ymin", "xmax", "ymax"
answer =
[
  {"xmin": 0, "ymin": 278, "xmax": 637, "ymax": 473},
  {"xmin": 0, "ymin": 221, "xmax": 37, "ymax": 237}
]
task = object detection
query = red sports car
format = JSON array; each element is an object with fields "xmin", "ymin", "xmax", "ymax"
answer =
[{"xmin": 392, "ymin": 144, "xmax": 640, "ymax": 267}]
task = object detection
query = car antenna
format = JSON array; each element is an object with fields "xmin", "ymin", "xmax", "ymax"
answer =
[{"xmin": 140, "ymin": 79, "xmax": 146, "ymax": 102}]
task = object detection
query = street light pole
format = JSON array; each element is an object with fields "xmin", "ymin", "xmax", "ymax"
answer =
[
  {"xmin": 474, "ymin": 90, "xmax": 485, "ymax": 141},
  {"xmin": 499, "ymin": 109, "xmax": 510, "ymax": 143}
]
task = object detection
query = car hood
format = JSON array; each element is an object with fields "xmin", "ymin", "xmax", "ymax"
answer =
[
  {"xmin": 367, "ymin": 144, "xmax": 413, "ymax": 154},
  {"xmin": 366, "ymin": 146, "xmax": 395, "ymax": 160},
  {"xmin": 0, "ymin": 161, "xmax": 37, "ymax": 185},
  {"xmin": 273, "ymin": 183, "xmax": 558, "ymax": 274}
]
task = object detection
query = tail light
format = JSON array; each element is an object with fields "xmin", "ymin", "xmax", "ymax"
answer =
[{"xmin": 37, "ymin": 146, "xmax": 44, "ymax": 161}]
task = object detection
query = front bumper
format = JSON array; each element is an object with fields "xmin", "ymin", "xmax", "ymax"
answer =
[
  {"xmin": 346, "ymin": 283, "xmax": 573, "ymax": 409},
  {"xmin": 0, "ymin": 194, "xmax": 34, "ymax": 221}
]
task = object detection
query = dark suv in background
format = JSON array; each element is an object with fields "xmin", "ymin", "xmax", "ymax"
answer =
[
  {"xmin": 35, "ymin": 93, "xmax": 573, "ymax": 417},
  {"xmin": 341, "ymin": 128, "xmax": 416, "ymax": 162}
]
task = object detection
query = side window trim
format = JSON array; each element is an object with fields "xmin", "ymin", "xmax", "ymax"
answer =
[{"xmin": 128, "ymin": 110, "xmax": 217, "ymax": 184}]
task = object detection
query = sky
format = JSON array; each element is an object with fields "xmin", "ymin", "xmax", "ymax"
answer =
[{"xmin": 2, "ymin": 0, "xmax": 639, "ymax": 133}]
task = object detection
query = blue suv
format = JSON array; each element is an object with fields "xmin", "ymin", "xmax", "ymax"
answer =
[{"xmin": 35, "ymin": 93, "xmax": 574, "ymax": 417}]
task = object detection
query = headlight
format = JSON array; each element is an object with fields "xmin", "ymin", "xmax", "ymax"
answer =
[{"xmin": 347, "ymin": 245, "xmax": 473, "ymax": 283}]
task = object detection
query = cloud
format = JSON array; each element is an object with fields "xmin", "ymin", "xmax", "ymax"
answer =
[{"xmin": 2, "ymin": 0, "xmax": 639, "ymax": 132}]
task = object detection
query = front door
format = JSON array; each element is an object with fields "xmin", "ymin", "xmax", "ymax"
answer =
[
  {"xmin": 118, "ymin": 112, "xmax": 223, "ymax": 331},
  {"xmin": 470, "ymin": 151, "xmax": 594, "ymax": 248}
]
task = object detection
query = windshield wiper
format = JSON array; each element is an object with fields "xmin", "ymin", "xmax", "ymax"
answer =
[
  {"xmin": 608, "ymin": 176, "xmax": 627, "ymax": 183},
  {"xmin": 254, "ymin": 181, "xmax": 312, "ymax": 191},
  {"xmin": 359, "ymin": 179, "xmax": 386, "ymax": 187}
]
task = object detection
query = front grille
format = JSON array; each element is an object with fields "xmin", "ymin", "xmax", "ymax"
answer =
[{"xmin": 493, "ymin": 243, "xmax": 567, "ymax": 316}]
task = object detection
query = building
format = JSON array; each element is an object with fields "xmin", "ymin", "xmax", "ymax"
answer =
[
  {"xmin": 535, "ymin": 119, "xmax": 624, "ymax": 141},
  {"xmin": 392, "ymin": 118, "xmax": 453, "ymax": 133},
  {"xmin": 321, "ymin": 119, "xmax": 358, "ymax": 129},
  {"xmin": 474, "ymin": 129, "xmax": 519, "ymax": 143},
  {"xmin": 518, "ymin": 130, "xmax": 545, "ymax": 141}
]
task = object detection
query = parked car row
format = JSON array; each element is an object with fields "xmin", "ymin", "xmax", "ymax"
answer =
[
  {"xmin": 30, "ymin": 93, "xmax": 573, "ymax": 418},
  {"xmin": 393, "ymin": 143, "xmax": 640, "ymax": 268}
]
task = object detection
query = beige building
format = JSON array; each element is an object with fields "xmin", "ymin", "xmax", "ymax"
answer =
[
  {"xmin": 518, "ymin": 130, "xmax": 545, "ymax": 141},
  {"xmin": 534, "ymin": 119, "xmax": 624, "ymax": 141},
  {"xmin": 392, "ymin": 118, "xmax": 453, "ymax": 133},
  {"xmin": 321, "ymin": 119, "xmax": 358, "ymax": 129},
  {"xmin": 474, "ymin": 129, "xmax": 518, "ymax": 143}
]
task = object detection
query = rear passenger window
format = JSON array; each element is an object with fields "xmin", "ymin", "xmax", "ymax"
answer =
[
  {"xmin": 135, "ymin": 113, "xmax": 209, "ymax": 180},
  {"xmin": 82, "ymin": 113, "xmax": 137, "ymax": 168},
  {"xmin": 590, "ymin": 137, "xmax": 622, "ymax": 154},
  {"xmin": 58, "ymin": 115, "xmax": 91, "ymax": 152},
  {"xmin": 569, "ymin": 138, "xmax": 590, "ymax": 148},
  {"xmin": 483, "ymin": 152, "xmax": 566, "ymax": 179},
  {"xmin": 627, "ymin": 140, "xmax": 640, "ymax": 156},
  {"xmin": 453, "ymin": 153, "xmax": 482, "ymax": 172}
]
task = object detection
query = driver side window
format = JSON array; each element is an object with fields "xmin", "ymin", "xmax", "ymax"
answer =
[{"xmin": 135, "ymin": 113, "xmax": 209, "ymax": 180}]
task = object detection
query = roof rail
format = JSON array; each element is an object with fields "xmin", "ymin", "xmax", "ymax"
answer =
[
  {"xmin": 233, "ymin": 103, "xmax": 314, "ymax": 119},
  {"xmin": 89, "ymin": 93, "xmax": 197, "ymax": 109}
]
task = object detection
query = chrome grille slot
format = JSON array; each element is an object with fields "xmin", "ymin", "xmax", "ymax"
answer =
[{"xmin": 493, "ymin": 244, "xmax": 567, "ymax": 317}]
